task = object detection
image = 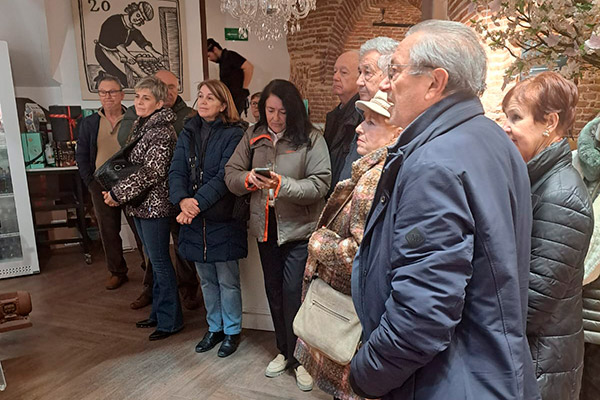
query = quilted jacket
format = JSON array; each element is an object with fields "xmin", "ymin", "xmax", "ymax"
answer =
[{"xmin": 527, "ymin": 138, "xmax": 593, "ymax": 400}]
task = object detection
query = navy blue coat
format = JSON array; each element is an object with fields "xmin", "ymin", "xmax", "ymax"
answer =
[
  {"xmin": 75, "ymin": 112, "xmax": 101, "ymax": 186},
  {"xmin": 350, "ymin": 94, "xmax": 540, "ymax": 400},
  {"xmin": 169, "ymin": 115, "xmax": 247, "ymax": 263}
]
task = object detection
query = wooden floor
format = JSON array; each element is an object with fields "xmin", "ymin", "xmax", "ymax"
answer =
[{"xmin": 0, "ymin": 244, "xmax": 330, "ymax": 400}]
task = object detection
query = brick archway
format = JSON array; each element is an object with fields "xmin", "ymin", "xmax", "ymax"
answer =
[{"xmin": 287, "ymin": 0, "xmax": 421, "ymax": 123}]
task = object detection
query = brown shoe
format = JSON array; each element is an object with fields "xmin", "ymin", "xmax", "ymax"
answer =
[
  {"xmin": 105, "ymin": 275, "xmax": 128, "ymax": 290},
  {"xmin": 130, "ymin": 293, "xmax": 152, "ymax": 309}
]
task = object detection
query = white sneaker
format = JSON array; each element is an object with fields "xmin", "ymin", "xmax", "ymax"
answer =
[
  {"xmin": 265, "ymin": 354, "xmax": 287, "ymax": 377},
  {"xmin": 295, "ymin": 366, "xmax": 313, "ymax": 391}
]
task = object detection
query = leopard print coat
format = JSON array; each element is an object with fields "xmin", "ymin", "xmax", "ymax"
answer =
[{"xmin": 111, "ymin": 108, "xmax": 177, "ymax": 219}]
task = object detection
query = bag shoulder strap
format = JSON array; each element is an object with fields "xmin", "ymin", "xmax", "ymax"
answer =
[
  {"xmin": 188, "ymin": 123, "xmax": 211, "ymax": 192},
  {"xmin": 322, "ymin": 189, "xmax": 354, "ymax": 229}
]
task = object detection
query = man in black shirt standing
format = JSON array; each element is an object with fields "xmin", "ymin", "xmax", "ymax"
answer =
[{"xmin": 206, "ymin": 38, "xmax": 254, "ymax": 115}]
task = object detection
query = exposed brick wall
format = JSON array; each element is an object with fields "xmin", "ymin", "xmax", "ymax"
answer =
[
  {"xmin": 289, "ymin": 0, "xmax": 600, "ymax": 132},
  {"xmin": 288, "ymin": 0, "xmax": 421, "ymax": 123},
  {"xmin": 449, "ymin": 0, "xmax": 600, "ymax": 139}
]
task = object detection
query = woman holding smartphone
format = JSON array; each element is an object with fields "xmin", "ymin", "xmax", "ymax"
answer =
[{"xmin": 225, "ymin": 79, "xmax": 331, "ymax": 392}]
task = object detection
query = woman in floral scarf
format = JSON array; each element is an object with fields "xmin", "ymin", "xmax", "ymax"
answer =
[{"xmin": 294, "ymin": 90, "xmax": 401, "ymax": 400}]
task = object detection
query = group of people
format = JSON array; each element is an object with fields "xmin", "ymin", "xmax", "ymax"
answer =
[{"xmin": 75, "ymin": 18, "xmax": 599, "ymax": 400}]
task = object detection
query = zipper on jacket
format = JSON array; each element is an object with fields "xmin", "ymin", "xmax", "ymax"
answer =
[{"xmin": 202, "ymin": 218, "xmax": 207, "ymax": 262}]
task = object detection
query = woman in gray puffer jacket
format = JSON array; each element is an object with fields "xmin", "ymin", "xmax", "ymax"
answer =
[{"xmin": 502, "ymin": 71, "xmax": 593, "ymax": 400}]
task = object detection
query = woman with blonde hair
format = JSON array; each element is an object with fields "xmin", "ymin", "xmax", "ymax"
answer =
[
  {"xmin": 169, "ymin": 79, "xmax": 247, "ymax": 357},
  {"xmin": 103, "ymin": 75, "xmax": 183, "ymax": 341}
]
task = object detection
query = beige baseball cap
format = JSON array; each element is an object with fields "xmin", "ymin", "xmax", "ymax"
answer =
[{"xmin": 355, "ymin": 90, "xmax": 393, "ymax": 118}]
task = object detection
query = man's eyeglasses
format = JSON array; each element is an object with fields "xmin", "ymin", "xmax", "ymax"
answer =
[
  {"xmin": 386, "ymin": 63, "xmax": 434, "ymax": 81},
  {"xmin": 98, "ymin": 90, "xmax": 122, "ymax": 97}
]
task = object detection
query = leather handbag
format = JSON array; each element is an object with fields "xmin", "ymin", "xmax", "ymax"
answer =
[
  {"xmin": 293, "ymin": 277, "xmax": 362, "ymax": 365},
  {"xmin": 93, "ymin": 134, "xmax": 149, "ymax": 207},
  {"xmin": 292, "ymin": 190, "xmax": 361, "ymax": 365}
]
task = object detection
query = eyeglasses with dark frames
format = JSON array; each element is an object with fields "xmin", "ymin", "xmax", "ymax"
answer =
[
  {"xmin": 386, "ymin": 63, "xmax": 435, "ymax": 81},
  {"xmin": 98, "ymin": 90, "xmax": 122, "ymax": 97}
]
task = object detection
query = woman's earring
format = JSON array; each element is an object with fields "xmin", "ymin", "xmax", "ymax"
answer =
[{"xmin": 542, "ymin": 130, "xmax": 550, "ymax": 137}]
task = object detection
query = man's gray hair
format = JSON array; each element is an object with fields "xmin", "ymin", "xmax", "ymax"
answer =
[
  {"xmin": 406, "ymin": 20, "xmax": 487, "ymax": 96},
  {"xmin": 134, "ymin": 75, "xmax": 168, "ymax": 102},
  {"xmin": 98, "ymin": 74, "xmax": 123, "ymax": 90},
  {"xmin": 360, "ymin": 37, "xmax": 399, "ymax": 71}
]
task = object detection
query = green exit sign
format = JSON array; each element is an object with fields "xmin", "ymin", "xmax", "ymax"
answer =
[{"xmin": 224, "ymin": 28, "xmax": 248, "ymax": 41}]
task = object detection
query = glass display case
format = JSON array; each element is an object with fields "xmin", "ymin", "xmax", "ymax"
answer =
[{"xmin": 0, "ymin": 41, "xmax": 39, "ymax": 278}]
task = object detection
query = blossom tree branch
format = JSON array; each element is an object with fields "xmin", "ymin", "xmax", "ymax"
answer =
[{"xmin": 470, "ymin": 0, "xmax": 600, "ymax": 87}]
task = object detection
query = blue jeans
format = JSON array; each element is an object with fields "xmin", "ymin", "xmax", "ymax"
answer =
[
  {"xmin": 195, "ymin": 260, "xmax": 242, "ymax": 335},
  {"xmin": 134, "ymin": 217, "xmax": 183, "ymax": 332}
]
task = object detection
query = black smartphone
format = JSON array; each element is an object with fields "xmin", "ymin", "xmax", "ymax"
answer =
[{"xmin": 254, "ymin": 167, "xmax": 272, "ymax": 178}]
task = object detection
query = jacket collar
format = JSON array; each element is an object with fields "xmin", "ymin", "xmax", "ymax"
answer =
[
  {"xmin": 172, "ymin": 96, "xmax": 187, "ymax": 113},
  {"xmin": 337, "ymin": 93, "xmax": 361, "ymax": 126},
  {"xmin": 390, "ymin": 92, "xmax": 484, "ymax": 158},
  {"xmin": 527, "ymin": 138, "xmax": 572, "ymax": 186},
  {"xmin": 363, "ymin": 93, "xmax": 484, "ymax": 238},
  {"xmin": 185, "ymin": 113, "xmax": 225, "ymax": 131},
  {"xmin": 351, "ymin": 147, "xmax": 387, "ymax": 182},
  {"xmin": 133, "ymin": 107, "xmax": 176, "ymax": 135}
]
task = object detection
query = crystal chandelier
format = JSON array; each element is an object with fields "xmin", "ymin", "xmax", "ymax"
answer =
[{"xmin": 220, "ymin": 0, "xmax": 316, "ymax": 44}]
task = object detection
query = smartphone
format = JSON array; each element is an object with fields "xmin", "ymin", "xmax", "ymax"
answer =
[{"xmin": 254, "ymin": 167, "xmax": 272, "ymax": 178}]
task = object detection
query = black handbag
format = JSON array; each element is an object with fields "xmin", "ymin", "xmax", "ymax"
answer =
[{"xmin": 93, "ymin": 134, "xmax": 150, "ymax": 207}]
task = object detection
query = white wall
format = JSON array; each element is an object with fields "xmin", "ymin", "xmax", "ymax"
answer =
[
  {"xmin": 205, "ymin": 0, "xmax": 290, "ymax": 107},
  {"xmin": 1, "ymin": 0, "xmax": 290, "ymax": 113},
  {"xmin": 1, "ymin": 0, "xmax": 204, "ymax": 110}
]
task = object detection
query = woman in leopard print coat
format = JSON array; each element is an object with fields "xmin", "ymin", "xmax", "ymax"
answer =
[{"xmin": 105, "ymin": 76, "xmax": 183, "ymax": 340}]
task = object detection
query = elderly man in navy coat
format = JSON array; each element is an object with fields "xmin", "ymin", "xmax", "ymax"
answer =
[{"xmin": 349, "ymin": 20, "xmax": 540, "ymax": 400}]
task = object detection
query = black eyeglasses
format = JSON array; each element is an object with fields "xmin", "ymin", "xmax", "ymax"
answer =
[{"xmin": 98, "ymin": 90, "xmax": 122, "ymax": 97}]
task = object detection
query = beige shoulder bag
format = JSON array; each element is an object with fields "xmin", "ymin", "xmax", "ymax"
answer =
[{"xmin": 293, "ymin": 191, "xmax": 362, "ymax": 365}]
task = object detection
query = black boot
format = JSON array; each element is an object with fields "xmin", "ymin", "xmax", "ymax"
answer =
[
  {"xmin": 218, "ymin": 334, "xmax": 241, "ymax": 358},
  {"xmin": 195, "ymin": 331, "xmax": 225, "ymax": 353}
]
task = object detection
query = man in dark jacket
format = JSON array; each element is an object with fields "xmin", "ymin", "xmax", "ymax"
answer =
[
  {"xmin": 323, "ymin": 51, "xmax": 361, "ymax": 196},
  {"xmin": 349, "ymin": 20, "xmax": 540, "ymax": 400},
  {"xmin": 206, "ymin": 38, "xmax": 254, "ymax": 116},
  {"xmin": 117, "ymin": 69, "xmax": 200, "ymax": 311},
  {"xmin": 76, "ymin": 75, "xmax": 142, "ymax": 290}
]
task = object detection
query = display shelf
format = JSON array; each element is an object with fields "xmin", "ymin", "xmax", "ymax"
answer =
[{"xmin": 26, "ymin": 167, "xmax": 92, "ymax": 264}]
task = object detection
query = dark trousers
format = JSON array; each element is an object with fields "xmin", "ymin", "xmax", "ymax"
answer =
[
  {"xmin": 134, "ymin": 217, "xmax": 183, "ymax": 332},
  {"xmin": 257, "ymin": 210, "xmax": 308, "ymax": 369},
  {"xmin": 139, "ymin": 218, "xmax": 199, "ymax": 298},
  {"xmin": 88, "ymin": 181, "xmax": 128, "ymax": 277}
]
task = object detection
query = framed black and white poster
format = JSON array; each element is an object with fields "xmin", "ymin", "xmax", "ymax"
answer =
[{"xmin": 72, "ymin": 0, "xmax": 188, "ymax": 100}]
